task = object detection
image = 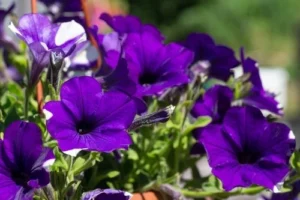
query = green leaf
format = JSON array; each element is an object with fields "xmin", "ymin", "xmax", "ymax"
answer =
[
  {"xmin": 290, "ymin": 151, "xmax": 300, "ymax": 172},
  {"xmin": 47, "ymin": 82, "xmax": 59, "ymax": 100},
  {"xmin": 7, "ymin": 82, "xmax": 23, "ymax": 100},
  {"xmin": 71, "ymin": 152, "xmax": 102, "ymax": 176},
  {"xmin": 50, "ymin": 171, "xmax": 66, "ymax": 193},
  {"xmin": 4, "ymin": 103, "xmax": 21, "ymax": 127},
  {"xmin": 51, "ymin": 147, "xmax": 68, "ymax": 171},
  {"xmin": 127, "ymin": 149, "xmax": 139, "ymax": 160},
  {"xmin": 107, "ymin": 171, "xmax": 120, "ymax": 178},
  {"xmin": 183, "ymin": 116, "xmax": 212, "ymax": 135}
]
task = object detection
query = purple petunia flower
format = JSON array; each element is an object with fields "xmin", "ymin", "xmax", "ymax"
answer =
[
  {"xmin": 184, "ymin": 33, "xmax": 239, "ymax": 81},
  {"xmin": 201, "ymin": 106, "xmax": 294, "ymax": 191},
  {"xmin": 100, "ymin": 13, "xmax": 163, "ymax": 40},
  {"xmin": 190, "ymin": 85, "xmax": 233, "ymax": 155},
  {"xmin": 43, "ymin": 76, "xmax": 137, "ymax": 156},
  {"xmin": 191, "ymin": 85, "xmax": 233, "ymax": 123},
  {"xmin": 123, "ymin": 30, "xmax": 194, "ymax": 97},
  {"xmin": 240, "ymin": 49, "xmax": 283, "ymax": 116},
  {"xmin": 93, "ymin": 14, "xmax": 194, "ymax": 97},
  {"xmin": 82, "ymin": 188, "xmax": 132, "ymax": 200},
  {"xmin": 9, "ymin": 13, "xmax": 86, "ymax": 87},
  {"xmin": 0, "ymin": 121, "xmax": 54, "ymax": 200}
]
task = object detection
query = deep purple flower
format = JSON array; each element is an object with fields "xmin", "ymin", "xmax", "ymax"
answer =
[
  {"xmin": 0, "ymin": 121, "xmax": 54, "ymax": 199},
  {"xmin": 82, "ymin": 188, "xmax": 132, "ymax": 200},
  {"xmin": 123, "ymin": 30, "xmax": 194, "ymax": 96},
  {"xmin": 201, "ymin": 106, "xmax": 294, "ymax": 191},
  {"xmin": 9, "ymin": 13, "xmax": 86, "ymax": 87},
  {"xmin": 100, "ymin": 13, "xmax": 163, "ymax": 39},
  {"xmin": 94, "ymin": 13, "xmax": 163, "ymax": 74},
  {"xmin": 240, "ymin": 49, "xmax": 283, "ymax": 116},
  {"xmin": 184, "ymin": 33, "xmax": 239, "ymax": 81},
  {"xmin": 0, "ymin": 3, "xmax": 19, "ymax": 53},
  {"xmin": 190, "ymin": 85, "xmax": 233, "ymax": 155},
  {"xmin": 43, "ymin": 76, "xmax": 137, "ymax": 156},
  {"xmin": 191, "ymin": 85, "xmax": 233, "ymax": 122},
  {"xmin": 94, "ymin": 15, "xmax": 193, "ymax": 97}
]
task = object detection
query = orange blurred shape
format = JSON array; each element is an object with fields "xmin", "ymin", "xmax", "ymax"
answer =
[
  {"xmin": 88, "ymin": 0, "xmax": 127, "ymax": 33},
  {"xmin": 131, "ymin": 192, "xmax": 159, "ymax": 200}
]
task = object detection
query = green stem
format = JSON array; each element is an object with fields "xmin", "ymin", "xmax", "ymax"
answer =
[
  {"xmin": 66, "ymin": 156, "xmax": 74, "ymax": 182},
  {"xmin": 181, "ymin": 186, "xmax": 264, "ymax": 198},
  {"xmin": 24, "ymin": 87, "xmax": 30, "ymax": 120}
]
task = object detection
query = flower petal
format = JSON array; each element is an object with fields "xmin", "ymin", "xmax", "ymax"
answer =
[
  {"xmin": 82, "ymin": 188, "xmax": 132, "ymax": 200},
  {"xmin": 54, "ymin": 20, "xmax": 87, "ymax": 53}
]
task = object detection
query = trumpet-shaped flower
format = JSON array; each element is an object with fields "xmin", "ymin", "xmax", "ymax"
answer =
[
  {"xmin": 0, "ymin": 121, "xmax": 54, "ymax": 200},
  {"xmin": 201, "ymin": 106, "xmax": 294, "ymax": 191},
  {"xmin": 9, "ymin": 13, "xmax": 86, "ymax": 87},
  {"xmin": 184, "ymin": 33, "xmax": 239, "ymax": 81},
  {"xmin": 44, "ymin": 76, "xmax": 137, "ymax": 156},
  {"xmin": 123, "ymin": 30, "xmax": 193, "ymax": 96}
]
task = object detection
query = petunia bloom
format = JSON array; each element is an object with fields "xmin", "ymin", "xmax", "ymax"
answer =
[
  {"xmin": 190, "ymin": 85, "xmax": 233, "ymax": 155},
  {"xmin": 9, "ymin": 13, "xmax": 86, "ymax": 87},
  {"xmin": 82, "ymin": 188, "xmax": 132, "ymax": 200},
  {"xmin": 43, "ymin": 76, "xmax": 137, "ymax": 156},
  {"xmin": 201, "ymin": 106, "xmax": 294, "ymax": 191},
  {"xmin": 0, "ymin": 121, "xmax": 54, "ymax": 200},
  {"xmin": 96, "ymin": 14, "xmax": 194, "ymax": 96},
  {"xmin": 191, "ymin": 85, "xmax": 233, "ymax": 123},
  {"xmin": 184, "ymin": 33, "xmax": 239, "ymax": 81},
  {"xmin": 123, "ymin": 30, "xmax": 194, "ymax": 97},
  {"xmin": 240, "ymin": 49, "xmax": 283, "ymax": 116}
]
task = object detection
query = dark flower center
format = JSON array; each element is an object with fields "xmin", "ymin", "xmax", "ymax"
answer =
[
  {"xmin": 76, "ymin": 119, "xmax": 96, "ymax": 135},
  {"xmin": 11, "ymin": 171, "xmax": 30, "ymax": 187},
  {"xmin": 237, "ymin": 151, "xmax": 261, "ymax": 164},
  {"xmin": 139, "ymin": 72, "xmax": 158, "ymax": 85}
]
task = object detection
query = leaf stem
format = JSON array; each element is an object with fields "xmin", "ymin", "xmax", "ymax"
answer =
[
  {"xmin": 180, "ymin": 186, "xmax": 264, "ymax": 198},
  {"xmin": 24, "ymin": 87, "xmax": 30, "ymax": 120}
]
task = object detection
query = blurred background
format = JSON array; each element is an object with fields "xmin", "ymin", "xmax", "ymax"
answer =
[{"xmin": 3, "ymin": 0, "xmax": 300, "ymax": 135}]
